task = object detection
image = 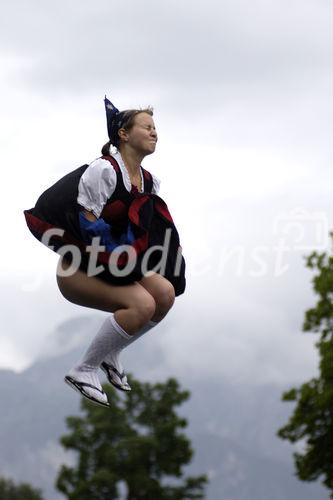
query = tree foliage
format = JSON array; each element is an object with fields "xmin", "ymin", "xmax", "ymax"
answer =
[
  {"xmin": 278, "ymin": 232, "xmax": 333, "ymax": 495},
  {"xmin": 56, "ymin": 376, "xmax": 208, "ymax": 499},
  {"xmin": 0, "ymin": 476, "xmax": 43, "ymax": 500}
]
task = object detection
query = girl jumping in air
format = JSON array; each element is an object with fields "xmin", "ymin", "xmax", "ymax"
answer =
[{"xmin": 24, "ymin": 97, "xmax": 186, "ymax": 408}]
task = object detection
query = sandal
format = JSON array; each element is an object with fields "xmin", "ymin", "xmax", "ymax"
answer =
[
  {"xmin": 101, "ymin": 362, "xmax": 131, "ymax": 392},
  {"xmin": 64, "ymin": 375, "xmax": 110, "ymax": 407}
]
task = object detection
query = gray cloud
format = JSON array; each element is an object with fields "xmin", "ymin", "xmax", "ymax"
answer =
[
  {"xmin": 2, "ymin": 0, "xmax": 333, "ymax": 161},
  {"xmin": 2, "ymin": 0, "xmax": 333, "ymax": 100}
]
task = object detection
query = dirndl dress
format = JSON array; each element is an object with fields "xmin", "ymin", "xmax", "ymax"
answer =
[{"xmin": 23, "ymin": 154, "xmax": 186, "ymax": 296}]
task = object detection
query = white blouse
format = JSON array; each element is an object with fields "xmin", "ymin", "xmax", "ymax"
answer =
[{"xmin": 77, "ymin": 151, "xmax": 161, "ymax": 218}]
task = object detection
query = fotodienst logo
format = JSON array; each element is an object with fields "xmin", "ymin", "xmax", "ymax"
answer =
[{"xmin": 21, "ymin": 207, "xmax": 330, "ymax": 290}]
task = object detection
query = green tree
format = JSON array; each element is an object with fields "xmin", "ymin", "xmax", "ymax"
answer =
[
  {"xmin": 278, "ymin": 232, "xmax": 333, "ymax": 495},
  {"xmin": 0, "ymin": 476, "xmax": 43, "ymax": 500},
  {"xmin": 56, "ymin": 376, "xmax": 208, "ymax": 500}
]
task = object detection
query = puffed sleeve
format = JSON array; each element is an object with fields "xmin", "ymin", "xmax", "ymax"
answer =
[
  {"xmin": 77, "ymin": 158, "xmax": 117, "ymax": 218},
  {"xmin": 151, "ymin": 174, "xmax": 161, "ymax": 195}
]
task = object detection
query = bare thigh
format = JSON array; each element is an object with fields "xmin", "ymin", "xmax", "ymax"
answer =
[
  {"xmin": 55, "ymin": 257, "xmax": 156, "ymax": 333},
  {"xmin": 138, "ymin": 272, "xmax": 175, "ymax": 321}
]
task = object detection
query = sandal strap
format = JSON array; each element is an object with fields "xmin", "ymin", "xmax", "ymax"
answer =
[
  {"xmin": 65, "ymin": 376, "xmax": 106, "ymax": 395},
  {"xmin": 101, "ymin": 362, "xmax": 126, "ymax": 381}
]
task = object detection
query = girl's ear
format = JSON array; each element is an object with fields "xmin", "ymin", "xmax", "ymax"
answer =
[{"xmin": 118, "ymin": 128, "xmax": 128, "ymax": 142}]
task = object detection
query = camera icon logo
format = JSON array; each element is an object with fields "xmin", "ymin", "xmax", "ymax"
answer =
[{"xmin": 273, "ymin": 207, "xmax": 329, "ymax": 252}]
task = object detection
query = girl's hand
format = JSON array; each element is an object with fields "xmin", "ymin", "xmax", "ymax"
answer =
[{"xmin": 82, "ymin": 209, "xmax": 97, "ymax": 222}]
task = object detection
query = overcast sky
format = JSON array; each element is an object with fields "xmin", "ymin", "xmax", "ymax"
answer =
[{"xmin": 1, "ymin": 0, "xmax": 332, "ymax": 387}]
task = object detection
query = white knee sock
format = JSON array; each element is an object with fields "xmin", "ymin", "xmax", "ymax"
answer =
[
  {"xmin": 76, "ymin": 314, "xmax": 157, "ymax": 373},
  {"xmin": 102, "ymin": 315, "xmax": 158, "ymax": 371},
  {"xmin": 70, "ymin": 315, "xmax": 157, "ymax": 392}
]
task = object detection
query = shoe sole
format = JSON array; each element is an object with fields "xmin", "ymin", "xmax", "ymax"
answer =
[{"xmin": 64, "ymin": 376, "xmax": 110, "ymax": 408}]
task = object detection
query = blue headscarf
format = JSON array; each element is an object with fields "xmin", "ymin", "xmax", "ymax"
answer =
[
  {"xmin": 104, "ymin": 96, "xmax": 119, "ymax": 139},
  {"xmin": 104, "ymin": 96, "xmax": 133, "ymax": 146}
]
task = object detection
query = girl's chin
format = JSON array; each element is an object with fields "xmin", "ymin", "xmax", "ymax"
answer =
[{"xmin": 145, "ymin": 145, "xmax": 156, "ymax": 154}]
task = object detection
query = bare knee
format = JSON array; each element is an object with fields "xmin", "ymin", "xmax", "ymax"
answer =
[
  {"xmin": 153, "ymin": 282, "xmax": 175, "ymax": 320},
  {"xmin": 158, "ymin": 282, "xmax": 175, "ymax": 310}
]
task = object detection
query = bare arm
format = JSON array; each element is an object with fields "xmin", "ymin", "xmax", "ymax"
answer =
[{"xmin": 82, "ymin": 209, "xmax": 97, "ymax": 222}]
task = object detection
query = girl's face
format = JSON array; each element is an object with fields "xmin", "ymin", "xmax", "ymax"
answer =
[{"xmin": 123, "ymin": 112, "xmax": 158, "ymax": 156}]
